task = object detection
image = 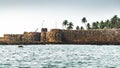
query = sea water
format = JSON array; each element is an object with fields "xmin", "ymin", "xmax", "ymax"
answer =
[{"xmin": 0, "ymin": 45, "xmax": 120, "ymax": 68}]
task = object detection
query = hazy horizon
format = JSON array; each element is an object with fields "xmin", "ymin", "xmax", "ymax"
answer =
[{"xmin": 0, "ymin": 0, "xmax": 120, "ymax": 36}]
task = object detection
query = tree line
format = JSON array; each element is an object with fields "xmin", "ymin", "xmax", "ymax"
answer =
[{"xmin": 62, "ymin": 15, "xmax": 120, "ymax": 30}]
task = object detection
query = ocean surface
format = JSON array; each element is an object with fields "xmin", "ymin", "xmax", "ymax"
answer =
[{"xmin": 0, "ymin": 45, "xmax": 120, "ymax": 68}]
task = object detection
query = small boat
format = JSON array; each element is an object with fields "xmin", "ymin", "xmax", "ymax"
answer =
[{"xmin": 18, "ymin": 45, "xmax": 23, "ymax": 48}]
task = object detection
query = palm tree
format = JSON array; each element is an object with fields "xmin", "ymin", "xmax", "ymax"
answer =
[
  {"xmin": 111, "ymin": 15, "xmax": 118, "ymax": 28},
  {"xmin": 87, "ymin": 23, "xmax": 91, "ymax": 29},
  {"xmin": 96, "ymin": 21, "xmax": 99, "ymax": 29},
  {"xmin": 76, "ymin": 26, "xmax": 80, "ymax": 30},
  {"xmin": 117, "ymin": 18, "xmax": 120, "ymax": 28},
  {"xmin": 99, "ymin": 21, "xmax": 105, "ymax": 29},
  {"xmin": 105, "ymin": 20, "xmax": 111, "ymax": 29},
  {"xmin": 80, "ymin": 26, "xmax": 84, "ymax": 30},
  {"xmin": 92, "ymin": 22, "xmax": 98, "ymax": 29},
  {"xmin": 62, "ymin": 20, "xmax": 68, "ymax": 29},
  {"xmin": 67, "ymin": 22, "xmax": 74, "ymax": 30},
  {"xmin": 82, "ymin": 17, "xmax": 87, "ymax": 29}
]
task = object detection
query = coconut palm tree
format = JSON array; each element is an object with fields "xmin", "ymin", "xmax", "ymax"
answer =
[
  {"xmin": 117, "ymin": 18, "xmax": 120, "ymax": 28},
  {"xmin": 76, "ymin": 26, "xmax": 80, "ymax": 30},
  {"xmin": 92, "ymin": 22, "xmax": 97, "ymax": 29},
  {"xmin": 96, "ymin": 21, "xmax": 100, "ymax": 29},
  {"xmin": 99, "ymin": 21, "xmax": 105, "ymax": 29},
  {"xmin": 105, "ymin": 19, "xmax": 111, "ymax": 29},
  {"xmin": 82, "ymin": 17, "xmax": 87, "ymax": 29},
  {"xmin": 80, "ymin": 26, "xmax": 84, "ymax": 30},
  {"xmin": 87, "ymin": 23, "xmax": 91, "ymax": 29},
  {"xmin": 67, "ymin": 22, "xmax": 74, "ymax": 30},
  {"xmin": 111, "ymin": 15, "xmax": 118, "ymax": 28},
  {"xmin": 62, "ymin": 20, "xmax": 68, "ymax": 29}
]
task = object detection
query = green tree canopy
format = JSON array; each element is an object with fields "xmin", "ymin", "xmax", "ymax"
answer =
[
  {"xmin": 67, "ymin": 22, "xmax": 74, "ymax": 30},
  {"xmin": 82, "ymin": 17, "xmax": 87, "ymax": 29},
  {"xmin": 62, "ymin": 20, "xmax": 68, "ymax": 29},
  {"xmin": 80, "ymin": 26, "xmax": 84, "ymax": 30},
  {"xmin": 87, "ymin": 23, "xmax": 91, "ymax": 29},
  {"xmin": 111, "ymin": 15, "xmax": 119, "ymax": 28},
  {"xmin": 99, "ymin": 21, "xmax": 105, "ymax": 29},
  {"xmin": 76, "ymin": 26, "xmax": 80, "ymax": 30}
]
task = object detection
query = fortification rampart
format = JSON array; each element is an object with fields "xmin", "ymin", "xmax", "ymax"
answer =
[
  {"xmin": 22, "ymin": 32, "xmax": 40, "ymax": 42},
  {"xmin": 3, "ymin": 34, "xmax": 23, "ymax": 44},
  {"xmin": 46, "ymin": 29, "xmax": 120, "ymax": 44},
  {"xmin": 1, "ymin": 28, "xmax": 120, "ymax": 45},
  {"xmin": 62, "ymin": 29, "xmax": 120, "ymax": 44}
]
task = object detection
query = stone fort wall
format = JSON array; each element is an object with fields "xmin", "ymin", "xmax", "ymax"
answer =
[
  {"xmin": 1, "ymin": 28, "xmax": 120, "ymax": 44},
  {"xmin": 46, "ymin": 29, "xmax": 120, "ymax": 44}
]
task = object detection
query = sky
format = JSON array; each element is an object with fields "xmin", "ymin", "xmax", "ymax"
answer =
[{"xmin": 0, "ymin": 0, "xmax": 120, "ymax": 36}]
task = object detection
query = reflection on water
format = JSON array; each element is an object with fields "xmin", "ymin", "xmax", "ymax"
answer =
[{"xmin": 0, "ymin": 45, "xmax": 120, "ymax": 68}]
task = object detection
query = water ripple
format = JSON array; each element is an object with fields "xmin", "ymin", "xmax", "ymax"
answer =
[{"xmin": 0, "ymin": 45, "xmax": 119, "ymax": 68}]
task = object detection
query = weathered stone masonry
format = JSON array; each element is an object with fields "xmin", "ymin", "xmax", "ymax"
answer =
[
  {"xmin": 46, "ymin": 29, "xmax": 120, "ymax": 44},
  {"xmin": 46, "ymin": 29, "xmax": 62, "ymax": 43},
  {"xmin": 1, "ymin": 28, "xmax": 120, "ymax": 44}
]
